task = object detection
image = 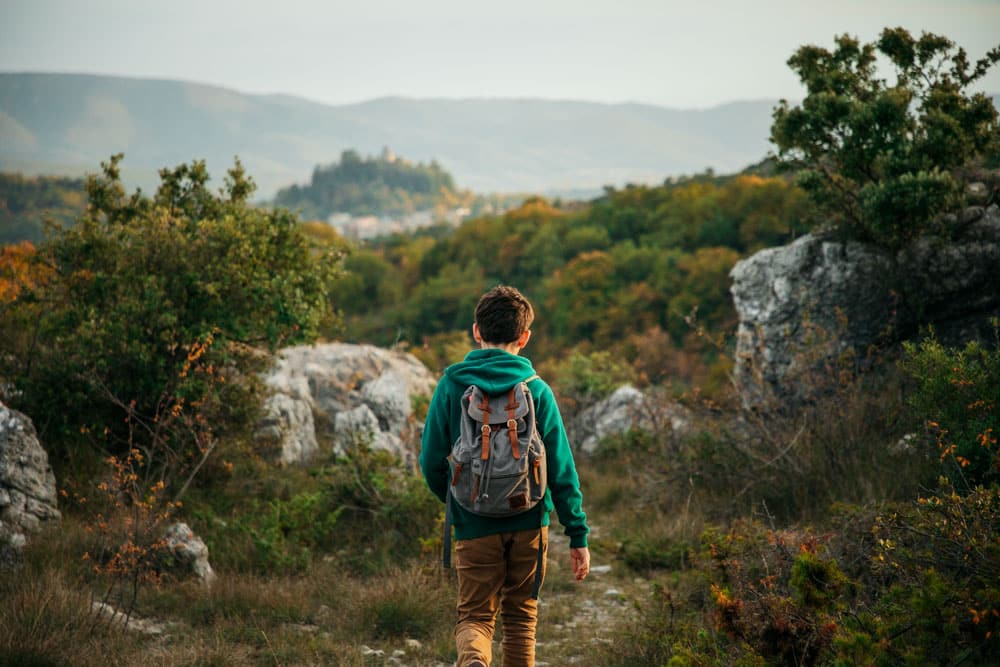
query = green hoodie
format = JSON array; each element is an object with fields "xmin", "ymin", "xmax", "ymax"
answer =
[{"xmin": 420, "ymin": 348, "xmax": 589, "ymax": 548}]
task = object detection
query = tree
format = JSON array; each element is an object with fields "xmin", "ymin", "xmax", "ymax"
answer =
[
  {"xmin": 0, "ymin": 155, "xmax": 342, "ymax": 478},
  {"xmin": 771, "ymin": 28, "xmax": 1000, "ymax": 248}
]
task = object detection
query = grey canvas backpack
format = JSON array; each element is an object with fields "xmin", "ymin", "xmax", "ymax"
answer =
[
  {"xmin": 448, "ymin": 377, "xmax": 547, "ymax": 517},
  {"xmin": 443, "ymin": 375, "xmax": 548, "ymax": 598}
]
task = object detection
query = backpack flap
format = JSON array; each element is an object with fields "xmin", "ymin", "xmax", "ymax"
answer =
[{"xmin": 466, "ymin": 387, "xmax": 530, "ymax": 422}]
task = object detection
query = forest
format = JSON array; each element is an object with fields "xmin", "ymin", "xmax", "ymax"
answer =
[
  {"xmin": 0, "ymin": 172, "xmax": 85, "ymax": 244},
  {"xmin": 274, "ymin": 149, "xmax": 463, "ymax": 220},
  {"xmin": 1, "ymin": 27, "xmax": 999, "ymax": 666}
]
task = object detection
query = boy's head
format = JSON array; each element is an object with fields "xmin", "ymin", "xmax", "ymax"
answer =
[{"xmin": 474, "ymin": 285, "xmax": 534, "ymax": 346}]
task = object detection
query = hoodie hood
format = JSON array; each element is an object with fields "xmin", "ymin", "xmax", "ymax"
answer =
[{"xmin": 444, "ymin": 348, "xmax": 537, "ymax": 394}]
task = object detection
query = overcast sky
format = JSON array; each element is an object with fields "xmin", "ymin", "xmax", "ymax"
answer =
[{"xmin": 2, "ymin": 0, "xmax": 998, "ymax": 109}]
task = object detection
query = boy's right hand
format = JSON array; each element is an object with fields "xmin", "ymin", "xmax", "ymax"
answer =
[{"xmin": 570, "ymin": 547, "xmax": 590, "ymax": 581}]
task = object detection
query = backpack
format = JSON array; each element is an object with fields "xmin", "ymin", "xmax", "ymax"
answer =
[
  {"xmin": 442, "ymin": 375, "xmax": 548, "ymax": 598},
  {"xmin": 448, "ymin": 377, "xmax": 547, "ymax": 517}
]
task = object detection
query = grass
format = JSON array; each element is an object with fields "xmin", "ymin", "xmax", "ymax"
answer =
[
  {"xmin": 1, "ymin": 354, "xmax": 972, "ymax": 666},
  {"xmin": 0, "ymin": 534, "xmax": 456, "ymax": 666}
]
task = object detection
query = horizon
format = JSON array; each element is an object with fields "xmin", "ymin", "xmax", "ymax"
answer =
[
  {"xmin": 0, "ymin": 69, "xmax": 792, "ymax": 112},
  {"xmin": 2, "ymin": 0, "xmax": 999, "ymax": 110}
]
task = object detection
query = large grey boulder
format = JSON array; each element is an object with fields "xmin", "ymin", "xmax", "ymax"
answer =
[
  {"xmin": 256, "ymin": 343, "xmax": 437, "ymax": 464},
  {"xmin": 572, "ymin": 385, "xmax": 691, "ymax": 455},
  {"xmin": 256, "ymin": 393, "xmax": 318, "ymax": 465},
  {"xmin": 731, "ymin": 205, "xmax": 1000, "ymax": 408},
  {"xmin": 0, "ymin": 401, "xmax": 61, "ymax": 556}
]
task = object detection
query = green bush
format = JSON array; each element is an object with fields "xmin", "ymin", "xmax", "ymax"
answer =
[
  {"xmin": 205, "ymin": 447, "xmax": 439, "ymax": 576},
  {"xmin": 542, "ymin": 349, "xmax": 636, "ymax": 415},
  {"xmin": 772, "ymin": 28, "xmax": 1000, "ymax": 248},
  {"xmin": 845, "ymin": 485, "xmax": 1000, "ymax": 665},
  {"xmin": 901, "ymin": 328, "xmax": 1000, "ymax": 487},
  {"xmin": 0, "ymin": 155, "xmax": 342, "ymax": 486}
]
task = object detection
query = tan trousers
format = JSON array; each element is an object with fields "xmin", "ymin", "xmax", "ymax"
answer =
[{"xmin": 454, "ymin": 527, "xmax": 548, "ymax": 667}]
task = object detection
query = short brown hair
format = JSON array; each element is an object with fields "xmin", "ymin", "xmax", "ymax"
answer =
[{"xmin": 474, "ymin": 285, "xmax": 534, "ymax": 344}]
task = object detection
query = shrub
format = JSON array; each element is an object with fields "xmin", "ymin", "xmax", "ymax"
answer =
[
  {"xmin": 772, "ymin": 28, "xmax": 1000, "ymax": 248},
  {"xmin": 900, "ymin": 329, "xmax": 1000, "ymax": 488},
  {"xmin": 845, "ymin": 484, "xmax": 1000, "ymax": 665},
  {"xmin": 0, "ymin": 155, "xmax": 342, "ymax": 479},
  {"xmin": 541, "ymin": 349, "xmax": 636, "ymax": 416},
  {"xmin": 205, "ymin": 447, "xmax": 439, "ymax": 576}
]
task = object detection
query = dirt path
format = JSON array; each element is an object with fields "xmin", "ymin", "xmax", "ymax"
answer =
[{"xmin": 532, "ymin": 522, "xmax": 643, "ymax": 665}]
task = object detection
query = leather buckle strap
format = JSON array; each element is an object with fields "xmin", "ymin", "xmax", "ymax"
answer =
[
  {"xmin": 506, "ymin": 387, "xmax": 520, "ymax": 459},
  {"xmin": 479, "ymin": 393, "xmax": 492, "ymax": 460}
]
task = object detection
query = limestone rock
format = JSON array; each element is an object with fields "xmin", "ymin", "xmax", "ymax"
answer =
[
  {"xmin": 257, "ymin": 343, "xmax": 437, "ymax": 464},
  {"xmin": 163, "ymin": 521, "xmax": 216, "ymax": 584},
  {"xmin": 731, "ymin": 205, "xmax": 1000, "ymax": 408},
  {"xmin": 255, "ymin": 393, "xmax": 318, "ymax": 465},
  {"xmin": 0, "ymin": 401, "xmax": 60, "ymax": 555},
  {"xmin": 333, "ymin": 404, "xmax": 406, "ymax": 460},
  {"xmin": 572, "ymin": 385, "xmax": 690, "ymax": 455}
]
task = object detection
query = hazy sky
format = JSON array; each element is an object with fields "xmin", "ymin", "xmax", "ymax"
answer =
[{"xmin": 2, "ymin": 0, "xmax": 999, "ymax": 109}]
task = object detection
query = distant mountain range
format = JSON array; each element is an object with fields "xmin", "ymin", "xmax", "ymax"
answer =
[{"xmin": 0, "ymin": 72, "xmax": 866, "ymax": 198}]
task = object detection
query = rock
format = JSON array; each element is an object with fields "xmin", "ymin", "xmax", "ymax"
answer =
[
  {"xmin": 572, "ymin": 385, "xmax": 690, "ymax": 455},
  {"xmin": 255, "ymin": 393, "xmax": 318, "ymax": 465},
  {"xmin": 163, "ymin": 522, "xmax": 216, "ymax": 584},
  {"xmin": 332, "ymin": 404, "xmax": 406, "ymax": 460},
  {"xmin": 91, "ymin": 601, "xmax": 173, "ymax": 635},
  {"xmin": 0, "ymin": 401, "xmax": 60, "ymax": 556},
  {"xmin": 731, "ymin": 205, "xmax": 1000, "ymax": 409},
  {"xmin": 256, "ymin": 343, "xmax": 437, "ymax": 464}
]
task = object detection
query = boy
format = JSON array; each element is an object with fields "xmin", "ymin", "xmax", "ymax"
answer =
[{"xmin": 420, "ymin": 285, "xmax": 590, "ymax": 667}]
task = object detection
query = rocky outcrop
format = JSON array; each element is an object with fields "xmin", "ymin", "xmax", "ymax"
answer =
[
  {"xmin": 571, "ymin": 385, "xmax": 691, "ymax": 455},
  {"xmin": 256, "ymin": 343, "xmax": 438, "ymax": 464},
  {"xmin": 0, "ymin": 401, "xmax": 61, "ymax": 557},
  {"xmin": 163, "ymin": 522, "xmax": 216, "ymax": 585},
  {"xmin": 731, "ymin": 205, "xmax": 1000, "ymax": 408}
]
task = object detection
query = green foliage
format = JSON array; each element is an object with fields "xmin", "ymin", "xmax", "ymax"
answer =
[
  {"xmin": 0, "ymin": 172, "xmax": 86, "ymax": 244},
  {"xmin": 0, "ymin": 155, "xmax": 342, "ymax": 477},
  {"xmin": 542, "ymin": 349, "xmax": 636, "ymax": 409},
  {"xmin": 855, "ymin": 485, "xmax": 1000, "ymax": 665},
  {"xmin": 205, "ymin": 447, "xmax": 439, "ymax": 576},
  {"xmin": 900, "ymin": 328, "xmax": 1000, "ymax": 487},
  {"xmin": 772, "ymin": 28, "xmax": 1000, "ymax": 248},
  {"xmin": 274, "ymin": 149, "xmax": 458, "ymax": 219},
  {"xmin": 330, "ymin": 174, "xmax": 808, "ymax": 394},
  {"xmin": 789, "ymin": 550, "xmax": 847, "ymax": 611}
]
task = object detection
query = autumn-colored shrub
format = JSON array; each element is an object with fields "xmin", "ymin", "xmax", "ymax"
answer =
[{"xmin": 900, "ymin": 329, "xmax": 1000, "ymax": 488}]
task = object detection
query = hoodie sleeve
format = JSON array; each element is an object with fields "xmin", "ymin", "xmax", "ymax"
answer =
[
  {"xmin": 419, "ymin": 378, "xmax": 452, "ymax": 503},
  {"xmin": 532, "ymin": 380, "xmax": 590, "ymax": 549}
]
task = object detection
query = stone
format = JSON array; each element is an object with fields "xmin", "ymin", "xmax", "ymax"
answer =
[
  {"xmin": 333, "ymin": 404, "xmax": 407, "ymax": 461},
  {"xmin": 572, "ymin": 385, "xmax": 690, "ymax": 455},
  {"xmin": 91, "ymin": 601, "xmax": 171, "ymax": 635},
  {"xmin": 163, "ymin": 521, "xmax": 216, "ymax": 584},
  {"xmin": 256, "ymin": 343, "xmax": 437, "ymax": 464},
  {"xmin": 0, "ymin": 401, "xmax": 60, "ymax": 555},
  {"xmin": 730, "ymin": 205, "xmax": 1000, "ymax": 409},
  {"xmin": 255, "ymin": 393, "xmax": 318, "ymax": 465}
]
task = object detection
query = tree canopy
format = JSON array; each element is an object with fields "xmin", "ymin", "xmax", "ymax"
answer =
[
  {"xmin": 329, "ymin": 172, "xmax": 810, "ymax": 395},
  {"xmin": 273, "ymin": 149, "xmax": 459, "ymax": 220},
  {"xmin": 0, "ymin": 155, "xmax": 342, "ymax": 472},
  {"xmin": 0, "ymin": 173, "xmax": 86, "ymax": 244},
  {"xmin": 771, "ymin": 27, "xmax": 1000, "ymax": 248}
]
